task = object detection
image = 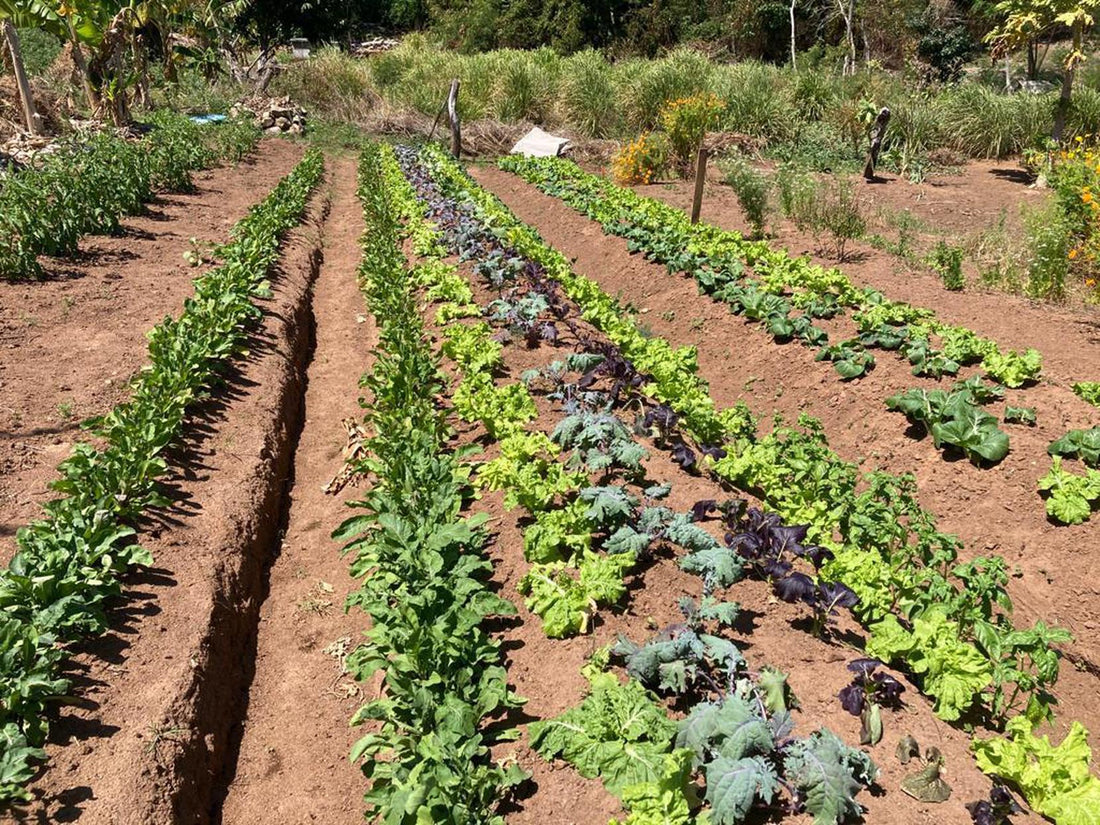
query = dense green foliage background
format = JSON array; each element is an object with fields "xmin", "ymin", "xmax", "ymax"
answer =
[{"xmin": 245, "ymin": 0, "xmax": 984, "ymax": 69}]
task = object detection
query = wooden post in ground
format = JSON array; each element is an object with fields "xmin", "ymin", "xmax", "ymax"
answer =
[
  {"xmin": 862, "ymin": 107, "xmax": 891, "ymax": 181},
  {"xmin": 447, "ymin": 79, "xmax": 461, "ymax": 158},
  {"xmin": 691, "ymin": 147, "xmax": 708, "ymax": 224},
  {"xmin": 2, "ymin": 22, "xmax": 44, "ymax": 136}
]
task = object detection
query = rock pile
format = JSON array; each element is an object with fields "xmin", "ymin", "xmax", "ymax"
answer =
[
  {"xmin": 230, "ymin": 96, "xmax": 307, "ymax": 135},
  {"xmin": 352, "ymin": 38, "xmax": 399, "ymax": 57}
]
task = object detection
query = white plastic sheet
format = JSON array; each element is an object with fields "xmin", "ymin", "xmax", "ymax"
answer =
[{"xmin": 510, "ymin": 126, "xmax": 571, "ymax": 158}]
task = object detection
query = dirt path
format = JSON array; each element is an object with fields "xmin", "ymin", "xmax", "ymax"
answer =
[
  {"xmin": 7, "ymin": 150, "xmax": 324, "ymax": 825},
  {"xmin": 0, "ymin": 139, "xmax": 304, "ymax": 557},
  {"xmin": 215, "ymin": 155, "xmax": 372, "ymax": 825},
  {"xmin": 472, "ymin": 164, "xmax": 1100, "ymax": 751}
]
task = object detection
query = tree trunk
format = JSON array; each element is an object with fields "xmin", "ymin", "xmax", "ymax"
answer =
[
  {"xmin": 1053, "ymin": 24, "xmax": 1081, "ymax": 143},
  {"xmin": 863, "ymin": 106, "xmax": 891, "ymax": 180},
  {"xmin": 447, "ymin": 78, "xmax": 461, "ymax": 158},
  {"xmin": 2, "ymin": 21, "xmax": 44, "ymax": 135},
  {"xmin": 1027, "ymin": 39, "xmax": 1037, "ymax": 81},
  {"xmin": 789, "ymin": 0, "xmax": 797, "ymax": 70},
  {"xmin": 1004, "ymin": 56, "xmax": 1012, "ymax": 92},
  {"xmin": 67, "ymin": 22, "xmax": 101, "ymax": 113},
  {"xmin": 836, "ymin": 0, "xmax": 856, "ymax": 75}
]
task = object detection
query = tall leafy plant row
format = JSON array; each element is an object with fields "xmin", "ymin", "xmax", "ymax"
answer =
[
  {"xmin": 333, "ymin": 144, "xmax": 524, "ymax": 824},
  {"xmin": 500, "ymin": 156, "xmax": 1045, "ymax": 392},
  {"xmin": 0, "ymin": 149, "xmax": 323, "ymax": 804},
  {"xmin": 413, "ymin": 145, "xmax": 1100, "ymax": 820},
  {"xmin": 0, "ymin": 112, "xmax": 260, "ymax": 279}
]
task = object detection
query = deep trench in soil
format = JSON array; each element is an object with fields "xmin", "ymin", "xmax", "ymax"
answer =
[{"xmin": 211, "ymin": 155, "xmax": 372, "ymax": 825}]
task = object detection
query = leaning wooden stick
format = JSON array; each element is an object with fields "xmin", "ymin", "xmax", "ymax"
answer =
[{"xmin": 863, "ymin": 106, "xmax": 891, "ymax": 180}]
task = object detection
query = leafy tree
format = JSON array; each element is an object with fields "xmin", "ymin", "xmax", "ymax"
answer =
[{"xmin": 987, "ymin": 0, "xmax": 1100, "ymax": 140}]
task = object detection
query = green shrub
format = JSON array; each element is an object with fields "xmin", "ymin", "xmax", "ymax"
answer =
[
  {"xmin": 769, "ymin": 121, "xmax": 863, "ymax": 171},
  {"xmin": 615, "ymin": 49, "xmax": 712, "ymax": 131},
  {"xmin": 775, "ymin": 163, "xmax": 819, "ymax": 230},
  {"xmin": 560, "ymin": 50, "xmax": 619, "ymax": 137},
  {"xmin": 11, "ymin": 28, "xmax": 62, "ymax": 77},
  {"xmin": 816, "ymin": 181, "xmax": 866, "ymax": 261},
  {"xmin": 713, "ymin": 62, "xmax": 797, "ymax": 143},
  {"xmin": 928, "ymin": 241, "xmax": 965, "ymax": 290},
  {"xmin": 885, "ymin": 95, "xmax": 945, "ymax": 156},
  {"xmin": 791, "ymin": 71, "xmax": 840, "ymax": 122},
  {"xmin": 1024, "ymin": 203, "xmax": 1072, "ymax": 300},
  {"xmin": 660, "ymin": 93, "xmax": 724, "ymax": 172},
  {"xmin": 722, "ymin": 155, "xmax": 771, "ymax": 238},
  {"xmin": 272, "ymin": 47, "xmax": 375, "ymax": 123},
  {"xmin": 937, "ymin": 86, "xmax": 1051, "ymax": 158}
]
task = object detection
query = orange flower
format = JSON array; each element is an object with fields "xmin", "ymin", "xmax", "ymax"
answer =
[
  {"xmin": 1069, "ymin": 248, "xmax": 1079, "ymax": 259},
  {"xmin": 1086, "ymin": 278, "xmax": 1097, "ymax": 287}
]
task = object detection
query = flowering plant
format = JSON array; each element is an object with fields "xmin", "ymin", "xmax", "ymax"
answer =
[
  {"xmin": 610, "ymin": 132, "xmax": 669, "ymax": 185},
  {"xmin": 659, "ymin": 93, "xmax": 724, "ymax": 172}
]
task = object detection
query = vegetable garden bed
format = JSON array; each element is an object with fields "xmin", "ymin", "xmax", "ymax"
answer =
[{"xmin": 1, "ymin": 135, "xmax": 1099, "ymax": 825}]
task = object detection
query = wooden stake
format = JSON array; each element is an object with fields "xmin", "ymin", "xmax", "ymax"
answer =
[
  {"xmin": 447, "ymin": 79, "xmax": 461, "ymax": 159},
  {"xmin": 690, "ymin": 147, "xmax": 708, "ymax": 225},
  {"xmin": 862, "ymin": 107, "xmax": 891, "ymax": 181},
  {"xmin": 2, "ymin": 22, "xmax": 43, "ymax": 136}
]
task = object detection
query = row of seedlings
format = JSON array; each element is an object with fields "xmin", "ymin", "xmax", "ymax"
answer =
[
  {"xmin": 0, "ymin": 112, "xmax": 259, "ymax": 279},
  {"xmin": 333, "ymin": 143, "xmax": 525, "ymax": 824}
]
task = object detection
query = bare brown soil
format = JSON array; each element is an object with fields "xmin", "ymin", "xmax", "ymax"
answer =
[
  {"xmin": 0, "ymin": 139, "xmax": 304, "ymax": 554},
  {"xmin": 471, "ymin": 164, "xmax": 1100, "ymax": 769},
  {"xmin": 216, "ymin": 156, "xmax": 374, "ymax": 824}
]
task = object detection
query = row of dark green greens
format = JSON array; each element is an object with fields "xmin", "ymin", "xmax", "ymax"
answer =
[
  {"xmin": 0, "ymin": 113, "xmax": 258, "ymax": 279},
  {"xmin": 335, "ymin": 143, "xmax": 525, "ymax": 822},
  {"xmin": 0, "ymin": 148, "xmax": 324, "ymax": 803}
]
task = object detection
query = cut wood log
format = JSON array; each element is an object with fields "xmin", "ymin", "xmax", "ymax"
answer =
[
  {"xmin": 2, "ymin": 22, "xmax": 43, "ymax": 136},
  {"xmin": 863, "ymin": 106, "xmax": 890, "ymax": 180}
]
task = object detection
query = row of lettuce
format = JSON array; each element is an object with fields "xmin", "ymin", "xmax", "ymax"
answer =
[
  {"xmin": 368, "ymin": 142, "xmax": 1099, "ymax": 824},
  {"xmin": 499, "ymin": 156, "xmax": 1100, "ymax": 524},
  {"xmin": 0, "ymin": 150, "xmax": 323, "ymax": 804},
  {"xmin": 0, "ymin": 112, "xmax": 259, "ymax": 280}
]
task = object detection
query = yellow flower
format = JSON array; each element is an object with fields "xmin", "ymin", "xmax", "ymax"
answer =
[
  {"xmin": 1086, "ymin": 278, "xmax": 1097, "ymax": 287},
  {"xmin": 1069, "ymin": 248, "xmax": 1079, "ymax": 259}
]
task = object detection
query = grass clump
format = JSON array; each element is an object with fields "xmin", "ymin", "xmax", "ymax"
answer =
[{"xmin": 928, "ymin": 241, "xmax": 966, "ymax": 290}]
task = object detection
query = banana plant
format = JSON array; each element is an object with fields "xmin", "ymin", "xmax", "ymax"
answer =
[{"xmin": 0, "ymin": 0, "xmax": 64, "ymax": 134}]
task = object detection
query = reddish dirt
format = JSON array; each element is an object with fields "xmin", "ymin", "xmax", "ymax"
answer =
[
  {"xmin": 0, "ymin": 139, "xmax": 304, "ymax": 556},
  {"xmin": 2, "ymin": 140, "xmax": 1087, "ymax": 825},
  {"xmin": 216, "ymin": 156, "xmax": 374, "ymax": 824},
  {"xmin": 471, "ymin": 164, "xmax": 1100, "ymax": 765},
  {"xmin": 429, "ymin": 250, "xmax": 1042, "ymax": 825}
]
